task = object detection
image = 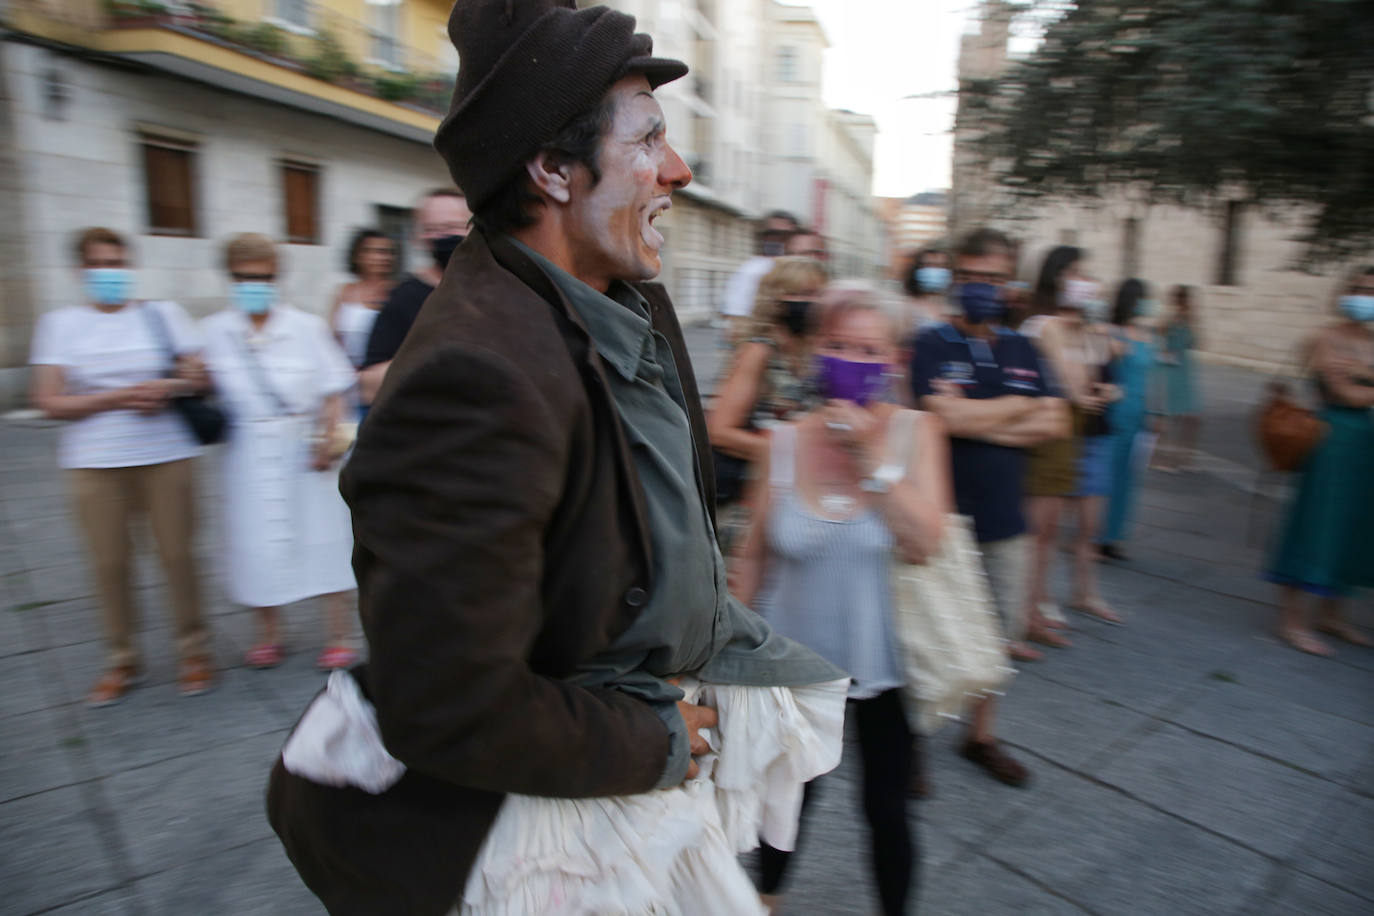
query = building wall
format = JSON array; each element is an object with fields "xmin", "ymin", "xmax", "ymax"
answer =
[
  {"xmin": 657, "ymin": 196, "xmax": 753, "ymax": 325},
  {"xmin": 880, "ymin": 196, "xmax": 949, "ymax": 280},
  {"xmin": 3, "ymin": 40, "xmax": 451, "ymax": 327},
  {"xmin": 951, "ymin": 0, "xmax": 1354, "ymax": 370},
  {"xmin": 1006, "ymin": 198, "xmax": 1350, "ymax": 370}
]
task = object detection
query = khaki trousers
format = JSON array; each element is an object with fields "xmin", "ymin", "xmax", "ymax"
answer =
[
  {"xmin": 979, "ymin": 534, "xmax": 1030, "ymax": 641},
  {"xmin": 68, "ymin": 458, "xmax": 209, "ymax": 668}
]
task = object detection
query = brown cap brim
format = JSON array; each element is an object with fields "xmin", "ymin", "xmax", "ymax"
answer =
[{"xmin": 622, "ymin": 55, "xmax": 689, "ymax": 89}]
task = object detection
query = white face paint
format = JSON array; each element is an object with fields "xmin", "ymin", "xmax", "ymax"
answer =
[{"xmin": 565, "ymin": 75, "xmax": 692, "ymax": 289}]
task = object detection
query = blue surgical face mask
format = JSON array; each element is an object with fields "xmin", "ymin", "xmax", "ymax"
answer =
[
  {"xmin": 915, "ymin": 266, "xmax": 951, "ymax": 295},
  {"xmin": 1135, "ymin": 298, "xmax": 1159, "ymax": 318},
  {"xmin": 1082, "ymin": 298, "xmax": 1110, "ymax": 323},
  {"xmin": 83, "ymin": 267, "xmax": 133, "ymax": 306},
  {"xmin": 1339, "ymin": 294, "xmax": 1374, "ymax": 323},
  {"xmin": 955, "ymin": 282, "xmax": 1006, "ymax": 324},
  {"xmin": 233, "ymin": 281, "xmax": 276, "ymax": 315}
]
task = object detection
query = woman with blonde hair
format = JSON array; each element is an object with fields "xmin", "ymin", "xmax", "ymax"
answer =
[
  {"xmin": 1265, "ymin": 265, "xmax": 1374, "ymax": 654},
  {"xmin": 708, "ymin": 256, "xmax": 827, "ymax": 526},
  {"xmin": 200, "ymin": 233, "xmax": 360, "ymax": 670}
]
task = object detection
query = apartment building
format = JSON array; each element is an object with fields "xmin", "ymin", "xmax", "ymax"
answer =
[
  {"xmin": 0, "ymin": 0, "xmax": 458, "ymax": 397},
  {"xmin": 598, "ymin": 0, "xmax": 886, "ymax": 320}
]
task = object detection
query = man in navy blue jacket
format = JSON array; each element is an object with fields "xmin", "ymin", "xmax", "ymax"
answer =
[{"xmin": 909, "ymin": 227, "xmax": 1070, "ymax": 787}]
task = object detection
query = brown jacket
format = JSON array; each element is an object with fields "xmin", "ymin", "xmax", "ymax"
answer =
[{"xmin": 267, "ymin": 231, "xmax": 715, "ymax": 915}]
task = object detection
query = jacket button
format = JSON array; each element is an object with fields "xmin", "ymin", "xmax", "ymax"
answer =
[{"xmin": 625, "ymin": 587, "xmax": 648, "ymax": 607}]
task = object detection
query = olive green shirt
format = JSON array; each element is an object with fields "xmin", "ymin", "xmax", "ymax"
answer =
[{"xmin": 510, "ymin": 239, "xmax": 845, "ymax": 786}]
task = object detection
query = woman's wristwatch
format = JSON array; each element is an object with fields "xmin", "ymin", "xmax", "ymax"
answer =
[{"xmin": 860, "ymin": 462, "xmax": 906, "ymax": 494}]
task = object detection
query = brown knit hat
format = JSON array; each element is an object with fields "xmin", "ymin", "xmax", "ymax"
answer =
[{"xmin": 434, "ymin": 0, "xmax": 688, "ymax": 213}]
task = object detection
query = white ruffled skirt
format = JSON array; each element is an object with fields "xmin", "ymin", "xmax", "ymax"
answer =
[
  {"xmin": 280, "ymin": 672, "xmax": 848, "ymax": 916},
  {"xmin": 453, "ymin": 678, "xmax": 849, "ymax": 916}
]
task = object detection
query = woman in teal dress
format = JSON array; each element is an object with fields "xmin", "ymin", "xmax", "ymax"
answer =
[
  {"xmin": 1098, "ymin": 279, "xmax": 1157, "ymax": 560},
  {"xmin": 1155, "ymin": 285, "xmax": 1201, "ymax": 470},
  {"xmin": 1266, "ymin": 265, "xmax": 1374, "ymax": 655}
]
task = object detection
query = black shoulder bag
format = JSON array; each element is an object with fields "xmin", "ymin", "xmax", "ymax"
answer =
[{"xmin": 140, "ymin": 303, "xmax": 228, "ymax": 445}]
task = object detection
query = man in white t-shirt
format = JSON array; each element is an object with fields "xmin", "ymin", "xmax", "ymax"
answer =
[
  {"xmin": 29, "ymin": 226, "xmax": 215, "ymax": 706},
  {"xmin": 718, "ymin": 210, "xmax": 800, "ymax": 341}
]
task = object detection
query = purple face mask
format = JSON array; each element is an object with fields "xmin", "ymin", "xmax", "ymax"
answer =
[{"xmin": 816, "ymin": 354, "xmax": 890, "ymax": 406}]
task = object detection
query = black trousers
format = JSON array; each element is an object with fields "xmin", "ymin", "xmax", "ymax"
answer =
[{"xmin": 758, "ymin": 689, "xmax": 917, "ymax": 916}]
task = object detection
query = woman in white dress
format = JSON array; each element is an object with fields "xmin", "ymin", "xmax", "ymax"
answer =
[
  {"xmin": 329, "ymin": 227, "xmax": 396, "ymax": 393},
  {"xmin": 202, "ymin": 233, "xmax": 359, "ymax": 670}
]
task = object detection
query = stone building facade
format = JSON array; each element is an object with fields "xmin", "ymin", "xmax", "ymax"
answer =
[{"xmin": 951, "ymin": 0, "xmax": 1362, "ymax": 372}]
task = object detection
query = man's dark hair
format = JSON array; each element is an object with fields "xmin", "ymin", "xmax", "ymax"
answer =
[
  {"xmin": 1112, "ymin": 277, "xmax": 1146, "ymax": 327},
  {"xmin": 955, "ymin": 227, "xmax": 1013, "ymax": 261},
  {"xmin": 346, "ymin": 228, "xmax": 392, "ymax": 276},
  {"xmin": 470, "ymin": 94, "xmax": 618, "ymax": 236},
  {"xmin": 765, "ymin": 210, "xmax": 799, "ymax": 227}
]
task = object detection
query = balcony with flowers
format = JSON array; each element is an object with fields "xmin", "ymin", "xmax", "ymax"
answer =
[{"xmin": 3, "ymin": 0, "xmax": 457, "ymax": 139}]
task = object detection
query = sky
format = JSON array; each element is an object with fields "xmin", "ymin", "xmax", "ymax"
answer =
[{"xmin": 781, "ymin": 0, "xmax": 978, "ymax": 199}]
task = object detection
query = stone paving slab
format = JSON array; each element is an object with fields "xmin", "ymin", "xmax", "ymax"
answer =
[
  {"xmin": 1290, "ymin": 794, "xmax": 1374, "ymax": 902},
  {"xmin": 41, "ymin": 889, "xmax": 145, "ymax": 916},
  {"xmin": 102, "ymin": 730, "xmax": 287, "ymax": 878},
  {"xmin": 1168, "ymin": 680, "xmax": 1374, "ymax": 787},
  {"xmin": 1261, "ymin": 874, "xmax": 1374, "ymax": 916},
  {"xmin": 0, "ymin": 705, "xmax": 83, "ymax": 803},
  {"xmin": 134, "ymin": 835, "xmax": 321, "ymax": 915},
  {"xmin": 994, "ymin": 676, "xmax": 1154, "ymax": 773},
  {"xmin": 1, "ymin": 784, "xmax": 124, "ymax": 914},
  {"xmin": 71, "ymin": 666, "xmax": 291, "ymax": 778},
  {"xmin": 1089, "ymin": 722, "xmax": 1343, "ymax": 861},
  {"xmin": 984, "ymin": 770, "xmax": 1275, "ymax": 916}
]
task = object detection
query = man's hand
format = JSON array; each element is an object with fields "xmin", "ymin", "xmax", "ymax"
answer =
[
  {"xmin": 676, "ymin": 697, "xmax": 718, "ymax": 781},
  {"xmin": 931, "ymin": 377, "xmax": 966, "ymax": 399}
]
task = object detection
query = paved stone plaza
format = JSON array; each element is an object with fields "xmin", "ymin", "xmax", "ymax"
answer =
[{"xmin": 1, "ymin": 340, "xmax": 1370, "ymax": 915}]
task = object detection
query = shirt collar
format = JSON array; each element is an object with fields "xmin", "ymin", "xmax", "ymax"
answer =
[
  {"xmin": 934, "ymin": 320, "xmax": 1017, "ymax": 345},
  {"xmin": 506, "ymin": 237, "xmax": 652, "ymax": 382}
]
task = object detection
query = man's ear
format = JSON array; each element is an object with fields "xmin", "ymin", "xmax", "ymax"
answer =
[{"xmin": 526, "ymin": 151, "xmax": 574, "ymax": 205}]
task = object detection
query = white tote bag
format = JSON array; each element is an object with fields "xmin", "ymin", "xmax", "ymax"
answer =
[{"xmin": 883, "ymin": 411, "xmax": 1016, "ymax": 735}]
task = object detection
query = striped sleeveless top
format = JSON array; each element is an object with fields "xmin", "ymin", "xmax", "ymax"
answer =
[{"xmin": 752, "ymin": 423, "xmax": 904, "ymax": 700}]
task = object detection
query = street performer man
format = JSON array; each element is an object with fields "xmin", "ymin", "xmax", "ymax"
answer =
[{"xmin": 267, "ymin": 2, "xmax": 847, "ymax": 914}]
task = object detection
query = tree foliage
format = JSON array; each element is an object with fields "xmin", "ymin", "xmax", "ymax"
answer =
[{"xmin": 964, "ymin": 0, "xmax": 1374, "ymax": 263}]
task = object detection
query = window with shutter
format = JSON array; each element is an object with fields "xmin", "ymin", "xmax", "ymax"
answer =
[
  {"xmin": 282, "ymin": 162, "xmax": 321, "ymax": 244},
  {"xmin": 141, "ymin": 137, "xmax": 198, "ymax": 236}
]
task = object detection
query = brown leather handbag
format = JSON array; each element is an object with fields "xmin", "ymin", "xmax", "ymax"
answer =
[{"xmin": 1255, "ymin": 380, "xmax": 1327, "ymax": 471}]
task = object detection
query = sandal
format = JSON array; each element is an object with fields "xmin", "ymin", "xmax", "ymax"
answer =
[
  {"xmin": 316, "ymin": 645, "xmax": 360, "ymax": 670},
  {"xmin": 245, "ymin": 643, "xmax": 285, "ymax": 669},
  {"xmin": 1279, "ymin": 628, "xmax": 1334, "ymax": 656},
  {"xmin": 1314, "ymin": 621, "xmax": 1373, "ymax": 648},
  {"xmin": 179, "ymin": 655, "xmax": 216, "ymax": 697},
  {"xmin": 1027, "ymin": 626, "xmax": 1073, "ymax": 649},
  {"xmin": 1008, "ymin": 641, "xmax": 1044, "ymax": 662},
  {"xmin": 1070, "ymin": 600, "xmax": 1124, "ymax": 626},
  {"xmin": 87, "ymin": 665, "xmax": 144, "ymax": 708}
]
